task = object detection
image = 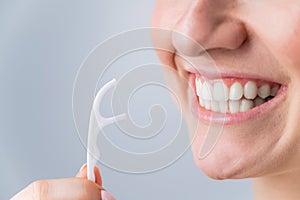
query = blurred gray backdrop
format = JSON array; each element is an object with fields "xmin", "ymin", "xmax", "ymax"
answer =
[{"xmin": 0, "ymin": 0, "xmax": 252, "ymax": 199}]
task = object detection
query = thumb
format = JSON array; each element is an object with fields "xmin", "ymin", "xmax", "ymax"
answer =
[
  {"xmin": 76, "ymin": 164, "xmax": 115, "ymax": 200},
  {"xmin": 76, "ymin": 163, "xmax": 87, "ymax": 178},
  {"xmin": 76, "ymin": 163, "xmax": 103, "ymax": 186}
]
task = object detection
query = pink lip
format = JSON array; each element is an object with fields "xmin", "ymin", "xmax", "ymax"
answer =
[{"xmin": 190, "ymin": 74, "xmax": 288, "ymax": 125}]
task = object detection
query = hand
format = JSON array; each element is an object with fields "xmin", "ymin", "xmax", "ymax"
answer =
[{"xmin": 10, "ymin": 164, "xmax": 114, "ymax": 200}]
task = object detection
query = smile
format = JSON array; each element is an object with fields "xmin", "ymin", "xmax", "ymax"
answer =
[{"xmin": 191, "ymin": 74, "xmax": 287, "ymax": 124}]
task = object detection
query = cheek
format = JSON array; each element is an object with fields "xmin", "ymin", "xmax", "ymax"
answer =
[
  {"xmin": 278, "ymin": 28, "xmax": 300, "ymax": 74},
  {"xmin": 234, "ymin": 3, "xmax": 300, "ymax": 175},
  {"xmin": 265, "ymin": 20, "xmax": 300, "ymax": 76},
  {"xmin": 152, "ymin": 0, "xmax": 189, "ymax": 28},
  {"xmin": 152, "ymin": 1, "xmax": 175, "ymax": 28},
  {"xmin": 242, "ymin": 3, "xmax": 300, "ymax": 76},
  {"xmin": 152, "ymin": 1, "xmax": 194, "ymax": 71},
  {"xmin": 151, "ymin": 1, "xmax": 178, "ymax": 69}
]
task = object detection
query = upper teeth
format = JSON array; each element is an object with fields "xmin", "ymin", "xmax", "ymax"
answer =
[
  {"xmin": 229, "ymin": 82, "xmax": 243, "ymax": 100},
  {"xmin": 244, "ymin": 81, "xmax": 257, "ymax": 99},
  {"xmin": 195, "ymin": 77, "xmax": 280, "ymax": 114},
  {"xmin": 213, "ymin": 81, "xmax": 229, "ymax": 101}
]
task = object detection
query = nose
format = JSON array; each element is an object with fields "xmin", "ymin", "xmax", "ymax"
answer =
[{"xmin": 172, "ymin": 0, "xmax": 247, "ymax": 57}]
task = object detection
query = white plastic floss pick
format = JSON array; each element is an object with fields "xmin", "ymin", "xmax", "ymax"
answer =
[{"xmin": 87, "ymin": 78, "xmax": 126, "ymax": 199}]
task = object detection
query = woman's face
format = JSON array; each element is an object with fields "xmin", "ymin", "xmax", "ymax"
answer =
[{"xmin": 152, "ymin": 0, "xmax": 300, "ymax": 179}]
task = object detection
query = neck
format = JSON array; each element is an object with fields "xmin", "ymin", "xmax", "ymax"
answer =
[{"xmin": 253, "ymin": 169, "xmax": 300, "ymax": 200}]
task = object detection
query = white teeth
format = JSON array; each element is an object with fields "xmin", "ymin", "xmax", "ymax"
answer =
[
  {"xmin": 196, "ymin": 78, "xmax": 202, "ymax": 96},
  {"xmin": 244, "ymin": 81, "xmax": 258, "ymax": 99},
  {"xmin": 229, "ymin": 100, "xmax": 240, "ymax": 114},
  {"xmin": 196, "ymin": 78, "xmax": 280, "ymax": 114},
  {"xmin": 213, "ymin": 81, "xmax": 229, "ymax": 101},
  {"xmin": 270, "ymin": 85, "xmax": 279, "ymax": 96},
  {"xmin": 204, "ymin": 100, "xmax": 211, "ymax": 110},
  {"xmin": 240, "ymin": 99, "xmax": 254, "ymax": 112},
  {"xmin": 199, "ymin": 97, "xmax": 205, "ymax": 107},
  {"xmin": 254, "ymin": 97, "xmax": 265, "ymax": 107},
  {"xmin": 258, "ymin": 84, "xmax": 271, "ymax": 98},
  {"xmin": 229, "ymin": 82, "xmax": 243, "ymax": 100},
  {"xmin": 211, "ymin": 101, "xmax": 220, "ymax": 112},
  {"xmin": 201, "ymin": 82, "xmax": 213, "ymax": 100},
  {"xmin": 219, "ymin": 102, "xmax": 228, "ymax": 114}
]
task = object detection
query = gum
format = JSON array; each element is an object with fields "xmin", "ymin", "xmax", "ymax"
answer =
[{"xmin": 196, "ymin": 76, "xmax": 280, "ymax": 88}]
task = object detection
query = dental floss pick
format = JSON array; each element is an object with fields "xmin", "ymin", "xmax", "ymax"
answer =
[{"xmin": 86, "ymin": 78, "xmax": 126, "ymax": 199}]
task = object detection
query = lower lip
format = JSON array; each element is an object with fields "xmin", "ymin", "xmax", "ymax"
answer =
[{"xmin": 190, "ymin": 75, "xmax": 288, "ymax": 125}]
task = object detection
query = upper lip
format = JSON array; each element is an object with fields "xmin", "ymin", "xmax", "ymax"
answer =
[{"xmin": 174, "ymin": 55, "xmax": 288, "ymax": 85}]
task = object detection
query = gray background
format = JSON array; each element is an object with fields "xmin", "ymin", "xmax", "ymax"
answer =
[{"xmin": 0, "ymin": 0, "xmax": 252, "ymax": 199}]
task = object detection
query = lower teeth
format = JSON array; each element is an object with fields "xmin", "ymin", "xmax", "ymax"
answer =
[{"xmin": 199, "ymin": 96, "xmax": 274, "ymax": 114}]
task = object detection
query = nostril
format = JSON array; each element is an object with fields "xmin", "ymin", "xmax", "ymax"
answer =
[{"xmin": 172, "ymin": 31, "xmax": 206, "ymax": 57}]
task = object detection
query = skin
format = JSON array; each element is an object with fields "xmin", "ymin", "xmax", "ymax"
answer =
[
  {"xmin": 151, "ymin": 0, "xmax": 300, "ymax": 199},
  {"xmin": 11, "ymin": 1, "xmax": 300, "ymax": 199},
  {"xmin": 11, "ymin": 164, "xmax": 104, "ymax": 200}
]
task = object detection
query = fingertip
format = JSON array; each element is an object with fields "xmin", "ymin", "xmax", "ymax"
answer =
[
  {"xmin": 76, "ymin": 164, "xmax": 102, "ymax": 187},
  {"xmin": 76, "ymin": 163, "xmax": 87, "ymax": 178}
]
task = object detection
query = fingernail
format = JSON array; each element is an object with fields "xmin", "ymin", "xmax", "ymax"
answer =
[
  {"xmin": 101, "ymin": 190, "xmax": 116, "ymax": 200},
  {"xmin": 79, "ymin": 163, "xmax": 87, "ymax": 171}
]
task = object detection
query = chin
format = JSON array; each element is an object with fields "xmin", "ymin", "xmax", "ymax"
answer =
[{"xmin": 190, "ymin": 126, "xmax": 280, "ymax": 180}]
